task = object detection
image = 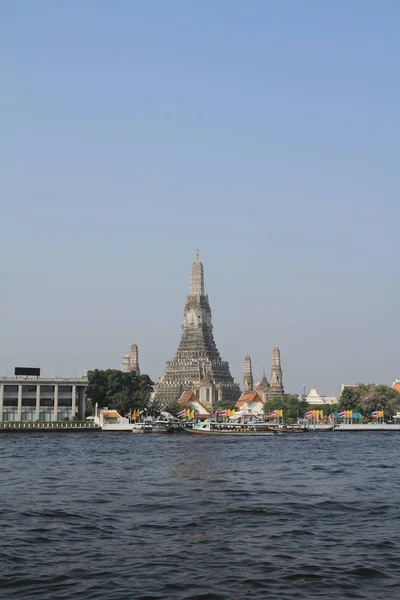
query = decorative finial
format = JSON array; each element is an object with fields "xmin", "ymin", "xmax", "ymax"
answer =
[{"xmin": 196, "ymin": 249, "xmax": 199, "ymax": 261}]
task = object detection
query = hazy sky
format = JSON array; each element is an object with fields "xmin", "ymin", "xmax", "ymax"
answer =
[{"xmin": 2, "ymin": 1, "xmax": 399, "ymax": 396}]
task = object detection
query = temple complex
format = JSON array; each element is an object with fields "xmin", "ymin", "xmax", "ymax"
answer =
[
  {"xmin": 267, "ymin": 344, "xmax": 284, "ymax": 398},
  {"xmin": 154, "ymin": 251, "xmax": 241, "ymax": 407}
]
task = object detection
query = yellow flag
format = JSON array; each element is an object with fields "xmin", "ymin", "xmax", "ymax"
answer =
[
  {"xmin": 191, "ymin": 409, "xmax": 195, "ymax": 419},
  {"xmin": 280, "ymin": 409, "xmax": 283, "ymax": 417}
]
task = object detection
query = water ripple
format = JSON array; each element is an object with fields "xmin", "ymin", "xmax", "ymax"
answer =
[{"xmin": 1, "ymin": 432, "xmax": 400, "ymax": 599}]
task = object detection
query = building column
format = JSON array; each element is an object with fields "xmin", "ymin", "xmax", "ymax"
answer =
[
  {"xmin": 36, "ymin": 385, "xmax": 40, "ymax": 421},
  {"xmin": 71, "ymin": 385, "xmax": 76, "ymax": 420},
  {"xmin": 17, "ymin": 384, "xmax": 22, "ymax": 421},
  {"xmin": 0, "ymin": 384, "xmax": 3, "ymax": 422},
  {"xmin": 53, "ymin": 384, "xmax": 58, "ymax": 422},
  {"xmin": 79, "ymin": 387, "xmax": 86, "ymax": 420}
]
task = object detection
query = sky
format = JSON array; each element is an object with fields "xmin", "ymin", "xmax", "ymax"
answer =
[{"xmin": 1, "ymin": 1, "xmax": 399, "ymax": 396}]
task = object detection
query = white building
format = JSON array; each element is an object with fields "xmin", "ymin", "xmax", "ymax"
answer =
[
  {"xmin": 306, "ymin": 386, "xmax": 337, "ymax": 406},
  {"xmin": 0, "ymin": 376, "xmax": 87, "ymax": 422}
]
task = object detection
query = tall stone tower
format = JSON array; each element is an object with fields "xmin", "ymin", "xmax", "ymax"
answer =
[
  {"xmin": 129, "ymin": 343, "xmax": 140, "ymax": 374},
  {"xmin": 154, "ymin": 250, "xmax": 241, "ymax": 406},
  {"xmin": 243, "ymin": 354, "xmax": 254, "ymax": 392},
  {"xmin": 268, "ymin": 344, "xmax": 284, "ymax": 397}
]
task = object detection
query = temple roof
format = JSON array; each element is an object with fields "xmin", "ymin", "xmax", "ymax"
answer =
[
  {"xmin": 178, "ymin": 389, "xmax": 199, "ymax": 404},
  {"xmin": 236, "ymin": 390, "xmax": 263, "ymax": 408},
  {"xmin": 256, "ymin": 374, "xmax": 270, "ymax": 391}
]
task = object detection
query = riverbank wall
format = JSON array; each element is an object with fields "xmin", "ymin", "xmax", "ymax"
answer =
[{"xmin": 0, "ymin": 422, "xmax": 101, "ymax": 433}]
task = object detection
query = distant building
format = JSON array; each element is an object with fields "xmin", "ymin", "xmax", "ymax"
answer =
[
  {"xmin": 121, "ymin": 342, "xmax": 140, "ymax": 374},
  {"xmin": 254, "ymin": 373, "xmax": 270, "ymax": 402},
  {"xmin": 267, "ymin": 344, "xmax": 284, "ymax": 399},
  {"xmin": 306, "ymin": 386, "xmax": 337, "ymax": 406},
  {"xmin": 392, "ymin": 380, "xmax": 400, "ymax": 393},
  {"xmin": 154, "ymin": 251, "xmax": 241, "ymax": 406},
  {"xmin": 0, "ymin": 375, "xmax": 87, "ymax": 422},
  {"xmin": 235, "ymin": 390, "xmax": 264, "ymax": 417},
  {"xmin": 121, "ymin": 354, "xmax": 130, "ymax": 372},
  {"xmin": 243, "ymin": 355, "xmax": 254, "ymax": 393},
  {"xmin": 177, "ymin": 389, "xmax": 211, "ymax": 418}
]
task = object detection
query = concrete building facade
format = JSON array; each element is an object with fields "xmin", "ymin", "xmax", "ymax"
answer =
[{"xmin": 0, "ymin": 377, "xmax": 87, "ymax": 422}]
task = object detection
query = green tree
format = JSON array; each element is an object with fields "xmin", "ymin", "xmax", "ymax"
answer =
[
  {"xmin": 339, "ymin": 387, "xmax": 360, "ymax": 411},
  {"xmin": 264, "ymin": 394, "xmax": 307, "ymax": 423},
  {"xmin": 338, "ymin": 384, "xmax": 400, "ymax": 419},
  {"xmin": 357, "ymin": 384, "xmax": 400, "ymax": 419},
  {"xmin": 86, "ymin": 369, "xmax": 154, "ymax": 415}
]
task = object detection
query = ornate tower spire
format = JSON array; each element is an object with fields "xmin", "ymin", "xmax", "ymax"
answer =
[
  {"xmin": 190, "ymin": 249, "xmax": 204, "ymax": 296},
  {"xmin": 154, "ymin": 251, "xmax": 240, "ymax": 406},
  {"xmin": 268, "ymin": 344, "xmax": 284, "ymax": 397},
  {"xmin": 243, "ymin": 354, "xmax": 254, "ymax": 392},
  {"xmin": 129, "ymin": 342, "xmax": 140, "ymax": 375}
]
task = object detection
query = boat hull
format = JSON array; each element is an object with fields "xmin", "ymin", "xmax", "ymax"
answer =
[{"xmin": 185, "ymin": 430, "xmax": 280, "ymax": 436}]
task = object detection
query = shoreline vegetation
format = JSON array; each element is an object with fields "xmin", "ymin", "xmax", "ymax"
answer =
[{"xmin": 86, "ymin": 371, "xmax": 400, "ymax": 425}]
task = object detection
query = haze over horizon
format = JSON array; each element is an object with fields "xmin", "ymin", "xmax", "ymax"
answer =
[{"xmin": 2, "ymin": 1, "xmax": 399, "ymax": 396}]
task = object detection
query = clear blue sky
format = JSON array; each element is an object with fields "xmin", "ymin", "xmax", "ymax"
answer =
[{"xmin": 2, "ymin": 1, "xmax": 399, "ymax": 395}]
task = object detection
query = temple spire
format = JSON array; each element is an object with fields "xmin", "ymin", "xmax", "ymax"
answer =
[
  {"xmin": 243, "ymin": 354, "xmax": 254, "ymax": 392},
  {"xmin": 268, "ymin": 344, "xmax": 284, "ymax": 397},
  {"xmin": 190, "ymin": 249, "xmax": 204, "ymax": 296}
]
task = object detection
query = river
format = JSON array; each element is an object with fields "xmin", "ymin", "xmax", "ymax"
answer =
[{"xmin": 1, "ymin": 432, "xmax": 399, "ymax": 599}]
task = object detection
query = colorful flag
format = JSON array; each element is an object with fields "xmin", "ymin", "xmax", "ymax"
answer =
[
  {"xmin": 338, "ymin": 411, "xmax": 345, "ymax": 418},
  {"xmin": 370, "ymin": 411, "xmax": 378, "ymax": 418},
  {"xmin": 131, "ymin": 409, "xmax": 137, "ymax": 420},
  {"xmin": 268, "ymin": 410, "xmax": 277, "ymax": 418},
  {"xmin": 304, "ymin": 411, "xmax": 313, "ymax": 418},
  {"xmin": 177, "ymin": 409, "xmax": 186, "ymax": 418},
  {"xmin": 218, "ymin": 410, "xmax": 227, "ymax": 417}
]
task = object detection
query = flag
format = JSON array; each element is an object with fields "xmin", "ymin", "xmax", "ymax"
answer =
[
  {"xmin": 186, "ymin": 409, "xmax": 190, "ymax": 418},
  {"xmin": 218, "ymin": 410, "xmax": 227, "ymax": 417},
  {"xmin": 177, "ymin": 409, "xmax": 186, "ymax": 418},
  {"xmin": 338, "ymin": 411, "xmax": 345, "ymax": 418},
  {"xmin": 378, "ymin": 410, "xmax": 384, "ymax": 418},
  {"xmin": 132, "ymin": 409, "xmax": 137, "ymax": 420},
  {"xmin": 268, "ymin": 410, "xmax": 277, "ymax": 418},
  {"xmin": 191, "ymin": 409, "xmax": 195, "ymax": 419},
  {"xmin": 304, "ymin": 411, "xmax": 313, "ymax": 418},
  {"xmin": 226, "ymin": 409, "xmax": 230, "ymax": 417},
  {"xmin": 370, "ymin": 411, "xmax": 378, "ymax": 418},
  {"xmin": 277, "ymin": 409, "xmax": 283, "ymax": 417}
]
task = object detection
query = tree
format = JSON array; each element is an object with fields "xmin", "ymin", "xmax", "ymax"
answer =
[
  {"xmin": 264, "ymin": 394, "xmax": 307, "ymax": 423},
  {"xmin": 86, "ymin": 369, "xmax": 154, "ymax": 415},
  {"xmin": 338, "ymin": 384, "xmax": 400, "ymax": 419},
  {"xmin": 339, "ymin": 387, "xmax": 360, "ymax": 411}
]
